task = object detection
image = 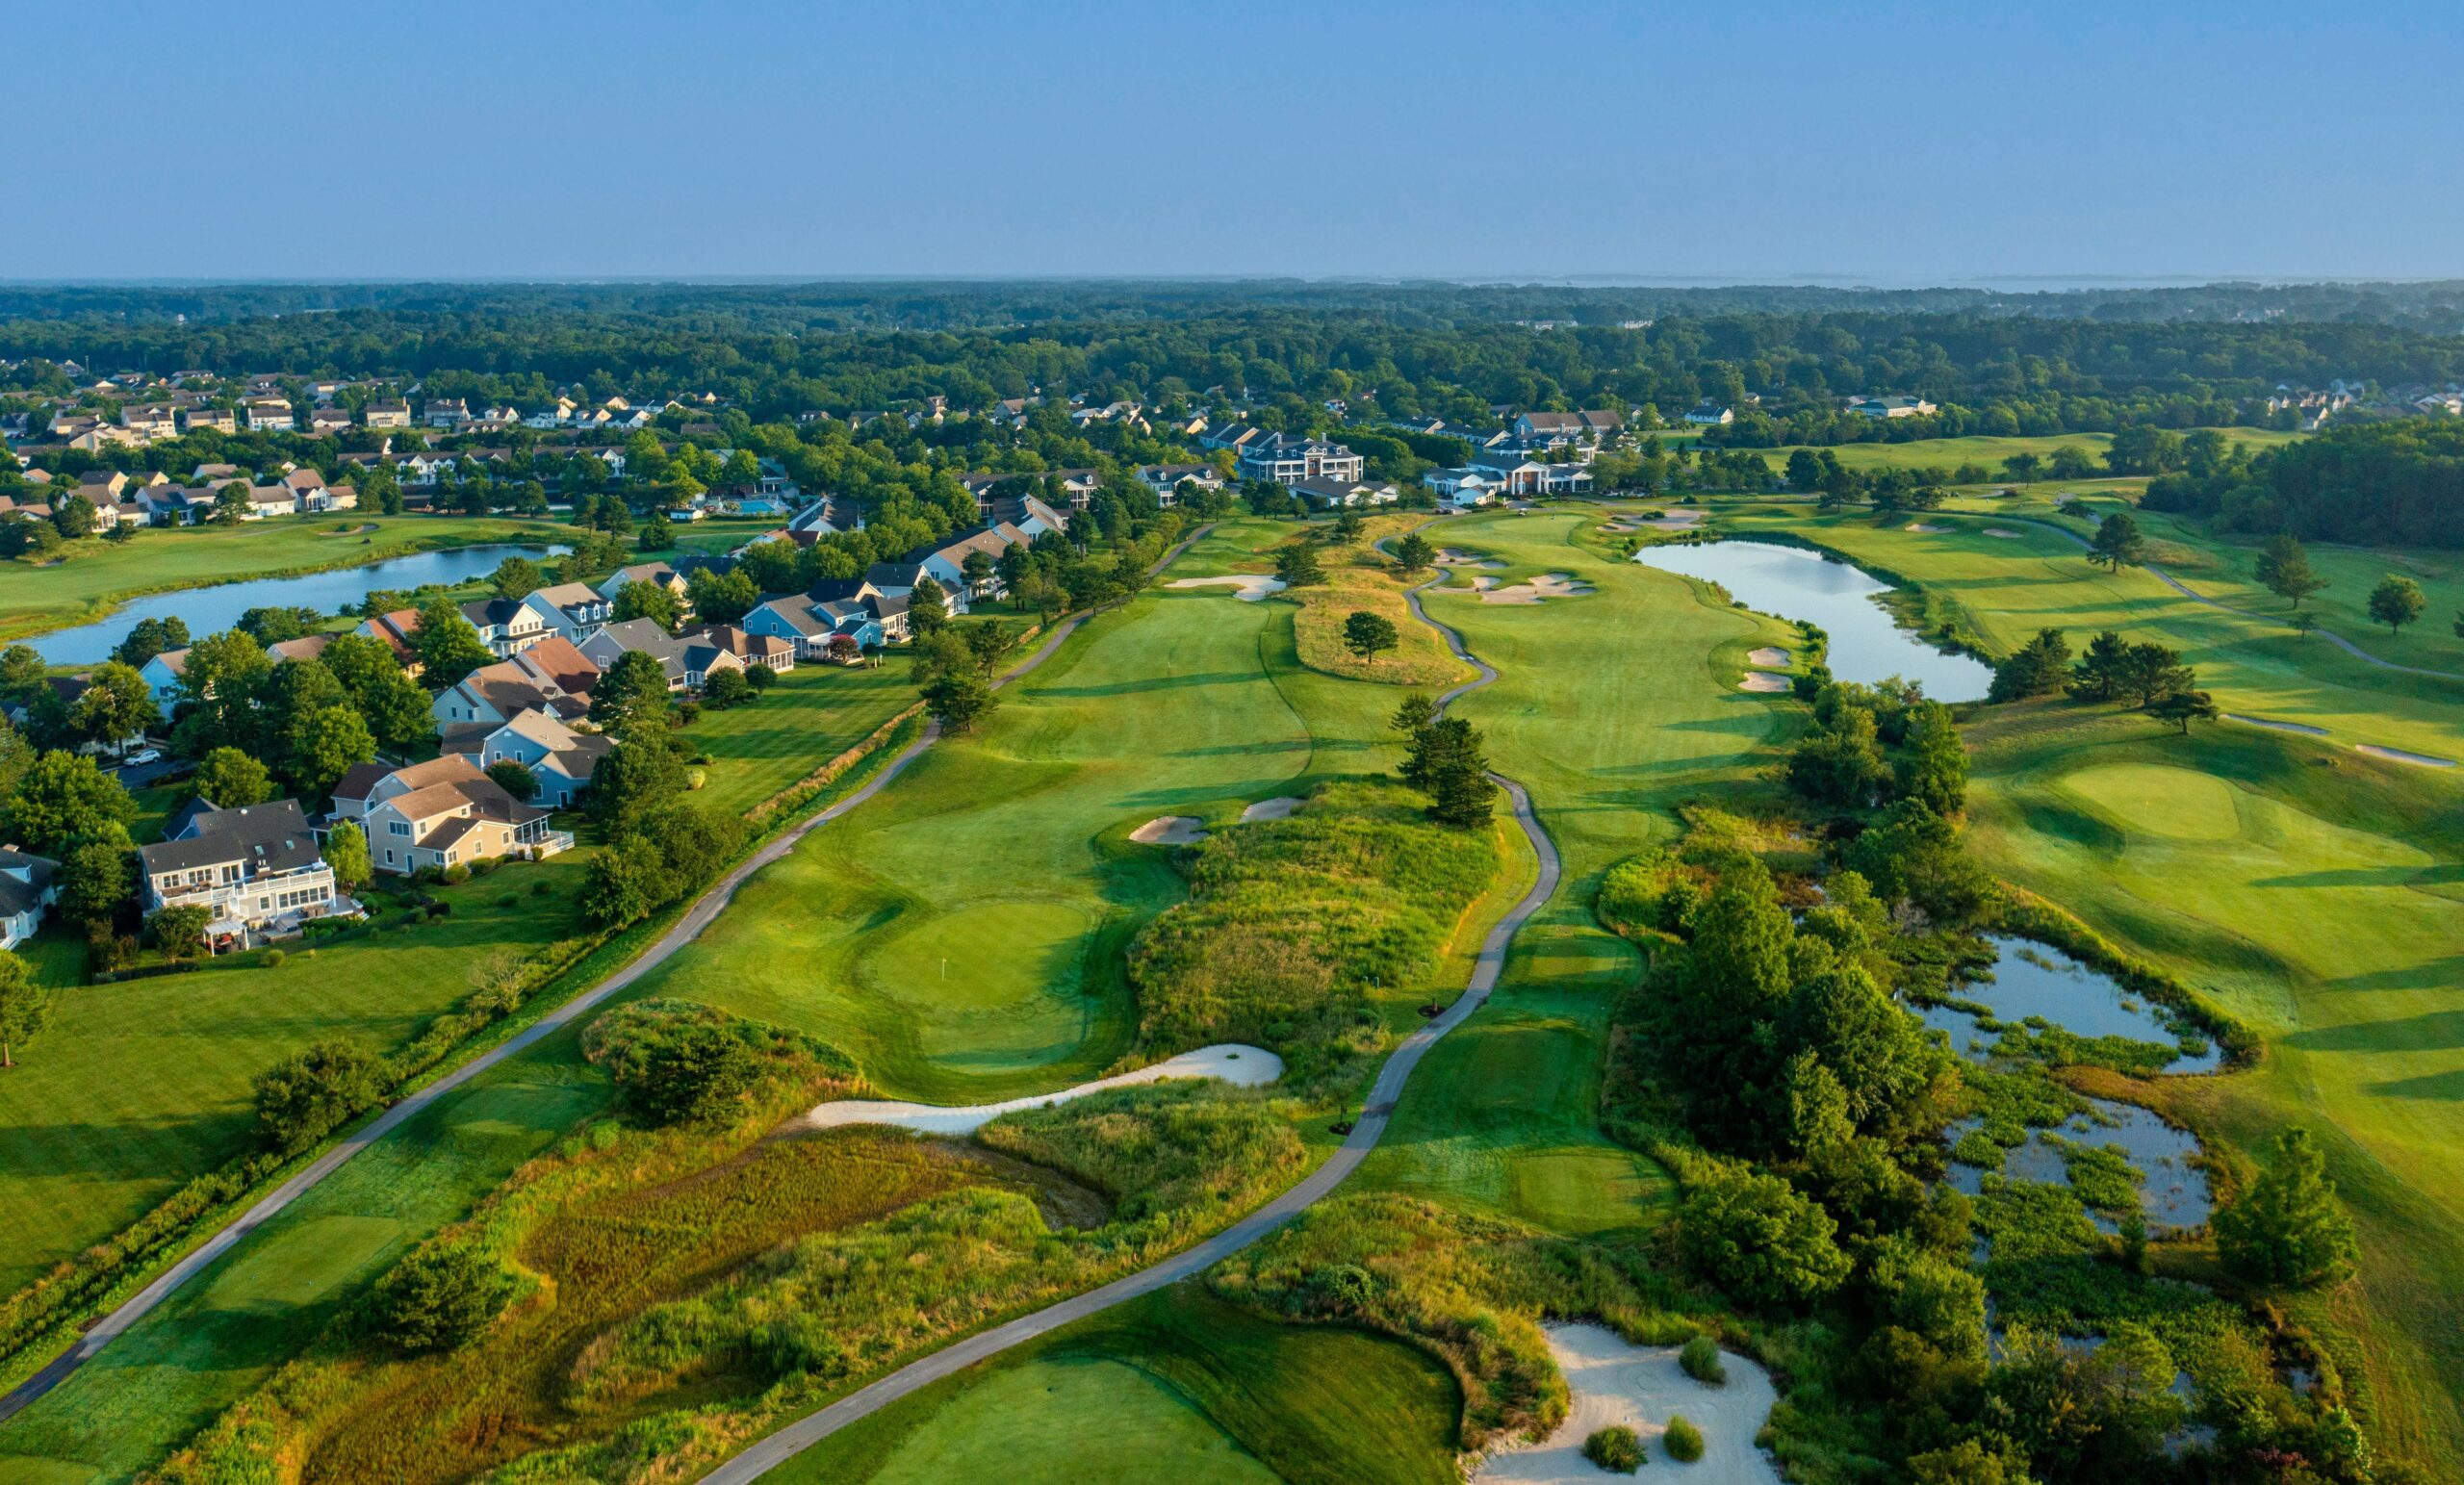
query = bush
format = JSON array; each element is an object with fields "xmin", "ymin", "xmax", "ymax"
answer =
[
  {"xmin": 253, "ymin": 1039, "xmax": 386, "ymax": 1154},
  {"xmin": 1662, "ymin": 1415, "xmax": 1705, "ymax": 1462},
  {"xmin": 262, "ymin": 949, "xmax": 285, "ymax": 970},
  {"xmin": 359, "ymin": 1240, "xmax": 516, "ymax": 1355},
  {"xmin": 440, "ymin": 864, "xmax": 472, "ymax": 885},
  {"xmin": 1583, "ymin": 1424, "xmax": 1643, "ymax": 1472},
  {"xmin": 1679, "ymin": 1333, "xmax": 1727, "ymax": 1385}
]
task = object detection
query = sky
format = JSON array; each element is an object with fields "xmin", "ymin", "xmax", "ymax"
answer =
[{"xmin": 5, "ymin": 1, "xmax": 2458, "ymax": 284}]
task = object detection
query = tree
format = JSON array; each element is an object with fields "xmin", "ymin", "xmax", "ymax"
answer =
[
  {"xmin": 612, "ymin": 578, "xmax": 681, "ymax": 633},
  {"xmin": 58, "ymin": 839, "xmax": 132, "ymax": 927},
  {"xmin": 0, "ymin": 645, "xmax": 46, "ymax": 710},
  {"xmin": 2146, "ymin": 688, "xmax": 2219, "ymax": 734},
  {"xmin": 0, "ymin": 751, "xmax": 137, "ymax": 857},
  {"xmin": 589, "ymin": 722, "xmax": 688, "ymax": 831},
  {"xmin": 211, "ymin": 483, "xmax": 252, "ymax": 525},
  {"xmin": 1788, "ymin": 704, "xmax": 1887, "ymax": 806},
  {"xmin": 70, "ymin": 661, "xmax": 154, "ymax": 755},
  {"xmin": 590, "ymin": 650, "xmax": 673, "ymax": 730},
  {"xmin": 685, "ymin": 567, "xmax": 760, "ymax": 626},
  {"xmin": 2252, "ymin": 532, "xmax": 2327, "ymax": 614},
  {"xmin": 489, "ymin": 554, "xmax": 545, "ymax": 601},
  {"xmin": 320, "ymin": 632, "xmax": 431, "ymax": 751},
  {"xmin": 2067, "ymin": 629, "xmax": 2129, "ymax": 702},
  {"xmin": 146, "ymin": 904, "xmax": 214, "ymax": 961},
  {"xmin": 0, "ymin": 952, "xmax": 48, "ymax": 1068},
  {"xmin": 253, "ymin": 1038, "xmax": 386, "ymax": 1154},
  {"xmin": 1895, "ymin": 701, "xmax": 1967, "ymax": 814},
  {"xmin": 361, "ymin": 1241, "xmax": 516, "ymax": 1356},
  {"xmin": 635, "ymin": 519, "xmax": 675, "ymax": 552},
  {"xmin": 909, "ymin": 576, "xmax": 951, "ymax": 636},
  {"xmin": 1406, "ymin": 715, "xmax": 1496, "ymax": 828},
  {"xmin": 112, "ymin": 615, "xmax": 191, "ymax": 669},
  {"xmin": 2000, "ymin": 451, "xmax": 2042, "ymax": 486},
  {"xmin": 51, "ymin": 494, "xmax": 96, "ymax": 540},
  {"xmin": 1677, "ymin": 1165, "xmax": 1852, "ymax": 1307},
  {"xmin": 2114, "ymin": 640, "xmax": 2195, "ymax": 709},
  {"xmin": 1393, "ymin": 529, "xmax": 1435, "ymax": 575},
  {"xmin": 410, "ymin": 598, "xmax": 493, "ymax": 683},
  {"xmin": 1273, "ymin": 543, "xmax": 1324, "ymax": 587},
  {"xmin": 170, "ymin": 629, "xmax": 273, "ymax": 756},
  {"xmin": 581, "ymin": 837, "xmax": 670, "ymax": 928},
  {"xmin": 2216, "ymin": 1127, "xmax": 2358, "ymax": 1289},
  {"xmin": 2086, "ymin": 511, "xmax": 2144, "ymax": 574},
  {"xmin": 702, "ymin": 667, "xmax": 755, "ymax": 708},
  {"xmin": 1342, "ymin": 610, "xmax": 1399, "ymax": 664},
  {"xmin": 922, "ymin": 667, "xmax": 996, "ymax": 733},
  {"xmin": 284, "ymin": 704, "xmax": 376, "ymax": 801},
  {"xmin": 960, "ymin": 548, "xmax": 996, "ymax": 600},
  {"xmin": 325, "ymin": 819, "xmax": 372, "ymax": 893},
  {"xmin": 2366, "ymin": 574, "xmax": 2426, "ymax": 636},
  {"xmin": 1986, "ymin": 627, "xmax": 2070, "ymax": 703},
  {"xmin": 192, "ymin": 747, "xmax": 274, "ymax": 807},
  {"xmin": 487, "ymin": 759, "xmax": 540, "ymax": 800},
  {"xmin": 1332, "ymin": 508, "xmax": 1366, "ymax": 545}
]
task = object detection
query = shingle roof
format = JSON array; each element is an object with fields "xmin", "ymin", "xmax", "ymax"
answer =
[{"xmin": 137, "ymin": 801, "xmax": 322, "ymax": 877}]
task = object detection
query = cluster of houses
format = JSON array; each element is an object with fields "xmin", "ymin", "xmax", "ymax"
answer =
[
  {"xmin": 2263, "ymin": 379, "xmax": 2464, "ymax": 430},
  {"xmin": 0, "ymin": 466, "xmax": 359, "ymax": 528}
]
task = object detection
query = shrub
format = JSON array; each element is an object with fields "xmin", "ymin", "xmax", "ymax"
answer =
[
  {"xmin": 440, "ymin": 864, "xmax": 472, "ymax": 885},
  {"xmin": 1679, "ymin": 1333, "xmax": 1727, "ymax": 1385},
  {"xmin": 583, "ymin": 1000, "xmax": 851, "ymax": 1127},
  {"xmin": 359, "ymin": 1240, "xmax": 516, "ymax": 1355},
  {"xmin": 253, "ymin": 1039, "xmax": 386, "ymax": 1154},
  {"xmin": 262, "ymin": 949, "xmax": 285, "ymax": 970},
  {"xmin": 1583, "ymin": 1424, "xmax": 1643, "ymax": 1472},
  {"xmin": 1662, "ymin": 1415, "xmax": 1704, "ymax": 1462}
]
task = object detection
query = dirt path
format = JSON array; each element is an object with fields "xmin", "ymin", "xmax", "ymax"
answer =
[
  {"xmin": 700, "ymin": 525, "xmax": 1565, "ymax": 1482},
  {"xmin": 0, "ymin": 526, "xmax": 1219, "ymax": 1425}
]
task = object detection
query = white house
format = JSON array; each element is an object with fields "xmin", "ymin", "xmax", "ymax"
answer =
[
  {"xmin": 0, "ymin": 849, "xmax": 59, "ymax": 950},
  {"xmin": 1683, "ymin": 403, "xmax": 1734, "ymax": 426},
  {"xmin": 518, "ymin": 582, "xmax": 616, "ymax": 644},
  {"xmin": 136, "ymin": 800, "xmax": 345, "ymax": 948},
  {"xmin": 458, "ymin": 597, "xmax": 551, "ymax": 658}
]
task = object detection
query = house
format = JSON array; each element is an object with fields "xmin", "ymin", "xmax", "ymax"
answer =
[
  {"xmin": 356, "ymin": 608, "xmax": 424, "ymax": 676},
  {"xmin": 746, "ymin": 579, "xmax": 910, "ymax": 656},
  {"xmin": 988, "ymin": 493, "xmax": 1067, "ymax": 537},
  {"xmin": 1428, "ymin": 469, "xmax": 1505, "ymax": 506},
  {"xmin": 518, "ymin": 582, "xmax": 616, "ymax": 644},
  {"xmin": 429, "ymin": 638, "xmax": 599, "ymax": 730},
  {"xmin": 358, "ymin": 757, "xmax": 568, "ymax": 876},
  {"xmin": 1847, "ymin": 395, "xmax": 1938, "ymax": 420},
  {"xmin": 688, "ymin": 624, "xmax": 794, "ymax": 673},
  {"xmin": 425, "ymin": 397, "xmax": 470, "ymax": 428},
  {"xmin": 0, "ymin": 849, "xmax": 60, "ymax": 950},
  {"xmin": 308, "ymin": 407, "xmax": 354, "ymax": 435},
  {"xmin": 1135, "ymin": 464, "xmax": 1223, "ymax": 506},
  {"xmin": 578, "ymin": 618, "xmax": 743, "ymax": 691},
  {"xmin": 596, "ymin": 561, "xmax": 689, "ymax": 608},
  {"xmin": 136, "ymin": 800, "xmax": 346, "ymax": 948},
  {"xmin": 244, "ymin": 485, "xmax": 299, "ymax": 520},
  {"xmin": 1512, "ymin": 410, "xmax": 1624, "ymax": 443},
  {"xmin": 458, "ymin": 596, "xmax": 550, "ymax": 658},
  {"xmin": 1683, "ymin": 402, "xmax": 1734, "ymax": 426},
  {"xmin": 861, "ymin": 524, "xmax": 1027, "ymax": 614},
  {"xmin": 433, "ymin": 708, "xmax": 609, "ymax": 807},
  {"xmin": 174, "ymin": 406, "xmax": 235, "ymax": 435},
  {"xmin": 1235, "ymin": 433, "xmax": 1365, "ymax": 486},
  {"xmin": 244, "ymin": 398, "xmax": 295, "ymax": 433},
  {"xmin": 140, "ymin": 648, "xmax": 192, "ymax": 718},
  {"xmin": 119, "ymin": 403, "xmax": 180, "ymax": 439},
  {"xmin": 76, "ymin": 470, "xmax": 129, "ymax": 503},
  {"xmin": 1292, "ymin": 476, "xmax": 1401, "ymax": 508},
  {"xmin": 397, "ymin": 451, "xmax": 457, "ymax": 487},
  {"xmin": 365, "ymin": 398, "xmax": 413, "ymax": 429}
]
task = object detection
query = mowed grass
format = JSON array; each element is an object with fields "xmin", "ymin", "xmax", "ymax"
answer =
[
  {"xmin": 774, "ymin": 1284, "xmax": 1461, "ymax": 1485},
  {"xmin": 1965, "ymin": 693, "xmax": 2464, "ymax": 1467},
  {"xmin": 629, "ymin": 535, "xmax": 1396, "ymax": 1103},
  {"xmin": 0, "ymin": 857, "xmax": 593, "ymax": 1296},
  {"xmin": 1747, "ymin": 426, "xmax": 2300, "ymax": 479},
  {"xmin": 682, "ymin": 660, "xmax": 915, "ymax": 815},
  {"xmin": 1353, "ymin": 505, "xmax": 1803, "ymax": 1235},
  {"xmin": 1714, "ymin": 502, "xmax": 2464, "ymax": 762},
  {"xmin": 0, "ymin": 515, "xmax": 573, "ymax": 641}
]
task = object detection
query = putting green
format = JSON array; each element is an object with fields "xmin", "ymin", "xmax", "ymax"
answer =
[
  {"xmin": 2061, "ymin": 763, "xmax": 2242, "ymax": 841},
  {"xmin": 867, "ymin": 1357, "xmax": 1281, "ymax": 1485},
  {"xmin": 861, "ymin": 898, "xmax": 1102, "ymax": 1074}
]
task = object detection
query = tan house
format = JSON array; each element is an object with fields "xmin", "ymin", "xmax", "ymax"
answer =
[
  {"xmin": 346, "ymin": 755, "xmax": 569, "ymax": 876},
  {"xmin": 365, "ymin": 399, "xmax": 413, "ymax": 429}
]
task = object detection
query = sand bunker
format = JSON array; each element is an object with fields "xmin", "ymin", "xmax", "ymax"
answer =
[
  {"xmin": 2226, "ymin": 713, "xmax": 2329, "ymax": 737},
  {"xmin": 1130, "ymin": 815, "xmax": 1209, "ymax": 845},
  {"xmin": 1746, "ymin": 647, "xmax": 1791, "ymax": 668},
  {"xmin": 1642, "ymin": 509, "xmax": 1705, "ymax": 529},
  {"xmin": 1436, "ymin": 549, "xmax": 1507, "ymax": 568},
  {"xmin": 1738, "ymin": 672, "xmax": 1792, "ymax": 693},
  {"xmin": 1478, "ymin": 573, "xmax": 1595, "ymax": 604},
  {"xmin": 1984, "ymin": 527, "xmax": 2025, "ymax": 538},
  {"xmin": 1167, "ymin": 574, "xmax": 1287, "ymax": 602},
  {"xmin": 1905, "ymin": 523, "xmax": 1947, "ymax": 533},
  {"xmin": 803, "ymin": 1044, "xmax": 1284, "ymax": 1137},
  {"xmin": 2356, "ymin": 744, "xmax": 2456, "ymax": 768},
  {"xmin": 1240, "ymin": 796, "xmax": 1302, "ymax": 822},
  {"xmin": 1475, "ymin": 1324, "xmax": 1783, "ymax": 1485}
]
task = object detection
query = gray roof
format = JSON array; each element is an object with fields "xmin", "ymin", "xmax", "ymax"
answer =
[
  {"xmin": 137, "ymin": 800, "xmax": 322, "ymax": 877},
  {"xmin": 0, "ymin": 849, "xmax": 59, "ymax": 918}
]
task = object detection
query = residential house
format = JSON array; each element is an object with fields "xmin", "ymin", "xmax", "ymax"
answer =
[
  {"xmin": 1292, "ymin": 475, "xmax": 1401, "ymax": 508},
  {"xmin": 244, "ymin": 398, "xmax": 295, "ymax": 433},
  {"xmin": 365, "ymin": 398, "xmax": 413, "ymax": 429},
  {"xmin": 578, "ymin": 618, "xmax": 743, "ymax": 691},
  {"xmin": 76, "ymin": 470, "xmax": 129, "ymax": 504},
  {"xmin": 1682, "ymin": 402, "xmax": 1734, "ymax": 426},
  {"xmin": 397, "ymin": 450, "xmax": 457, "ymax": 487},
  {"xmin": 1135, "ymin": 463, "xmax": 1223, "ymax": 506},
  {"xmin": 439, "ymin": 706, "xmax": 611, "ymax": 807},
  {"xmin": 425, "ymin": 397, "xmax": 470, "ymax": 428},
  {"xmin": 688, "ymin": 623, "xmax": 793, "ymax": 673},
  {"xmin": 119, "ymin": 402, "xmax": 180, "ymax": 439},
  {"xmin": 307, "ymin": 406, "xmax": 354, "ymax": 435},
  {"xmin": 136, "ymin": 800, "xmax": 346, "ymax": 948},
  {"xmin": 1427, "ymin": 469, "xmax": 1506, "ymax": 506},
  {"xmin": 1234, "ymin": 433, "xmax": 1365, "ymax": 486},
  {"xmin": 429, "ymin": 638, "xmax": 599, "ymax": 731},
  {"xmin": 182, "ymin": 406, "xmax": 239, "ymax": 436},
  {"xmin": 745, "ymin": 579, "xmax": 910, "ymax": 657},
  {"xmin": 596, "ymin": 561, "xmax": 690, "ymax": 609},
  {"xmin": 988, "ymin": 493, "xmax": 1067, "ymax": 537},
  {"xmin": 244, "ymin": 485, "xmax": 299, "ymax": 520},
  {"xmin": 357, "ymin": 757, "xmax": 567, "ymax": 876},
  {"xmin": 356, "ymin": 608, "xmax": 424, "ymax": 677},
  {"xmin": 0, "ymin": 848, "xmax": 59, "ymax": 950},
  {"xmin": 1846, "ymin": 395, "xmax": 1937, "ymax": 419},
  {"xmin": 1512, "ymin": 410, "xmax": 1623, "ymax": 443},
  {"xmin": 458, "ymin": 596, "xmax": 550, "ymax": 658},
  {"xmin": 861, "ymin": 523, "xmax": 1026, "ymax": 614},
  {"xmin": 518, "ymin": 581, "xmax": 616, "ymax": 644}
]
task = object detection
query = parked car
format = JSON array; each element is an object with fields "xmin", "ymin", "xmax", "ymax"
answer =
[{"xmin": 122, "ymin": 748, "xmax": 163, "ymax": 766}]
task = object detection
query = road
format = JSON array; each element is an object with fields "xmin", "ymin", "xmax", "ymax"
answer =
[
  {"xmin": 0, "ymin": 525, "xmax": 1213, "ymax": 1425},
  {"xmin": 701, "ymin": 534, "xmax": 1555, "ymax": 1481}
]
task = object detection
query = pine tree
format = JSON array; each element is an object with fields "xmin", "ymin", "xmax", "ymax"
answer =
[
  {"xmin": 2216, "ymin": 1128, "xmax": 2357, "ymax": 1289},
  {"xmin": 2253, "ymin": 533, "xmax": 2327, "ymax": 613},
  {"xmin": 2069, "ymin": 630, "xmax": 2130, "ymax": 701}
]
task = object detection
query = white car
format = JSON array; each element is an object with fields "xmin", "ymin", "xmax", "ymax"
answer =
[{"xmin": 122, "ymin": 748, "xmax": 163, "ymax": 767}]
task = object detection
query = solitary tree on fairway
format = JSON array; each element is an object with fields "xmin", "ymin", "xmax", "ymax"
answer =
[
  {"xmin": 2253, "ymin": 533, "xmax": 2327, "ymax": 613},
  {"xmin": 1393, "ymin": 530, "xmax": 1435, "ymax": 575},
  {"xmin": 2086, "ymin": 511, "xmax": 2145, "ymax": 574},
  {"xmin": 2147, "ymin": 688, "xmax": 2219, "ymax": 734},
  {"xmin": 2215, "ymin": 1128, "xmax": 2358, "ymax": 1290},
  {"xmin": 922, "ymin": 668, "xmax": 995, "ymax": 733},
  {"xmin": 1343, "ymin": 610, "xmax": 1399, "ymax": 664},
  {"xmin": 2366, "ymin": 575, "xmax": 2426, "ymax": 636},
  {"xmin": 0, "ymin": 951, "xmax": 49, "ymax": 1068}
]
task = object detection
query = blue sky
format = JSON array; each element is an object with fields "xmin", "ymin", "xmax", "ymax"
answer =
[{"xmin": 5, "ymin": 2, "xmax": 2456, "ymax": 282}]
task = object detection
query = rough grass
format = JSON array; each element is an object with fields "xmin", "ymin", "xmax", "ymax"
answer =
[
  {"xmin": 1284, "ymin": 540, "xmax": 1473, "ymax": 688},
  {"xmin": 0, "ymin": 514, "xmax": 573, "ymax": 642},
  {"xmin": 767, "ymin": 1284, "xmax": 1462, "ymax": 1485}
]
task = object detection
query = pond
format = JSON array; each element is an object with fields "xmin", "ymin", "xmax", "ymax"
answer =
[
  {"xmin": 1919, "ymin": 935, "xmax": 2221, "ymax": 1075},
  {"xmin": 1631, "ymin": 539, "xmax": 1993, "ymax": 701},
  {"xmin": 26, "ymin": 543, "xmax": 569, "ymax": 665}
]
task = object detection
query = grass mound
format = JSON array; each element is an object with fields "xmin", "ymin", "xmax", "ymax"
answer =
[
  {"xmin": 1284, "ymin": 533, "xmax": 1472, "ymax": 688},
  {"xmin": 1130, "ymin": 781, "xmax": 1502, "ymax": 1075}
]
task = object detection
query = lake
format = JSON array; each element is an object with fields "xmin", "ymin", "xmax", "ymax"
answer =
[
  {"xmin": 26, "ymin": 543, "xmax": 568, "ymax": 665},
  {"xmin": 1631, "ymin": 539, "xmax": 1994, "ymax": 701}
]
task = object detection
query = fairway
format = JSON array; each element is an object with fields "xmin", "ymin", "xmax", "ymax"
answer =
[
  {"xmin": 685, "ymin": 661, "xmax": 917, "ymax": 814},
  {"xmin": 865, "ymin": 1358, "xmax": 1282, "ymax": 1485},
  {"xmin": 860, "ymin": 898, "xmax": 1102, "ymax": 1075},
  {"xmin": 1747, "ymin": 427, "xmax": 2300, "ymax": 479}
]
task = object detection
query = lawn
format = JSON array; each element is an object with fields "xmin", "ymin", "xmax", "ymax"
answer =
[
  {"xmin": 1742, "ymin": 426, "xmax": 2300, "ymax": 480},
  {"xmin": 0, "ymin": 857, "xmax": 594, "ymax": 1298},
  {"xmin": 1352, "ymin": 505, "xmax": 1805, "ymax": 1236},
  {"xmin": 0, "ymin": 514, "xmax": 572, "ymax": 642},
  {"xmin": 1713, "ymin": 502, "xmax": 2464, "ymax": 763},
  {"xmin": 682, "ymin": 661, "xmax": 916, "ymax": 815},
  {"xmin": 774, "ymin": 1284, "xmax": 1462, "ymax": 1485},
  {"xmin": 1963, "ymin": 702, "xmax": 2464, "ymax": 1468}
]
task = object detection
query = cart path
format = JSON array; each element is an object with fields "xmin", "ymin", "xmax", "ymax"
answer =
[
  {"xmin": 0, "ymin": 526, "xmax": 1215, "ymax": 1425},
  {"xmin": 700, "ymin": 538, "xmax": 1558, "ymax": 1482}
]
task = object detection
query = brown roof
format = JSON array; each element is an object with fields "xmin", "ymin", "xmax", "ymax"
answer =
[{"xmin": 510, "ymin": 635, "xmax": 600, "ymax": 696}]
